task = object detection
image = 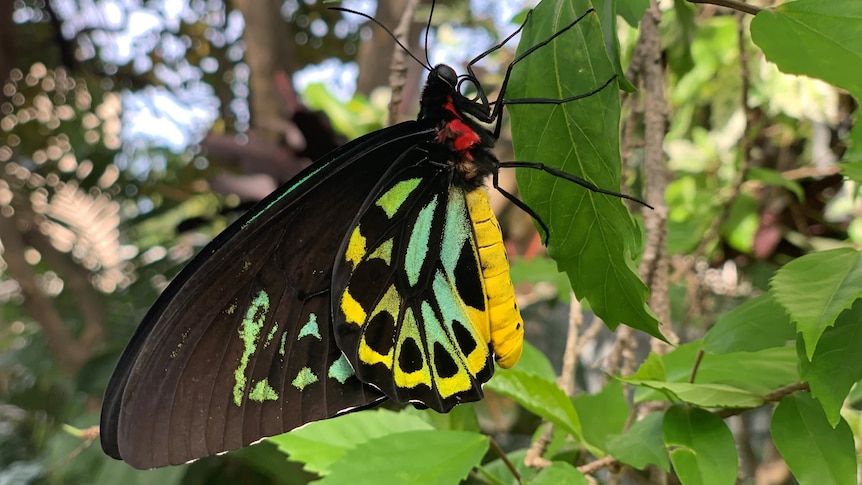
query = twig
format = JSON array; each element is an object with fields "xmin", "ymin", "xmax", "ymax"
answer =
[
  {"xmin": 686, "ymin": 0, "xmax": 763, "ymax": 16},
  {"xmin": 524, "ymin": 422, "xmax": 554, "ymax": 469},
  {"xmin": 526, "ymin": 293, "xmax": 584, "ymax": 469},
  {"xmin": 490, "ymin": 438, "xmax": 522, "ymax": 482},
  {"xmin": 387, "ymin": 0, "xmax": 421, "ymax": 125},
  {"xmin": 636, "ymin": 0, "xmax": 677, "ymax": 346},
  {"xmin": 560, "ymin": 292, "xmax": 583, "ymax": 396},
  {"xmin": 689, "ymin": 349, "xmax": 705, "ymax": 383},
  {"xmin": 578, "ymin": 455, "xmax": 617, "ymax": 475},
  {"xmin": 716, "ymin": 382, "xmax": 810, "ymax": 419}
]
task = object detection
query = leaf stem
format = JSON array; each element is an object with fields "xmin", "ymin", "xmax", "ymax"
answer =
[
  {"xmin": 490, "ymin": 437, "xmax": 522, "ymax": 482},
  {"xmin": 686, "ymin": 0, "xmax": 763, "ymax": 15}
]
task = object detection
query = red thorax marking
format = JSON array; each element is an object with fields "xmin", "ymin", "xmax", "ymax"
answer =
[{"xmin": 440, "ymin": 96, "xmax": 481, "ymax": 157}]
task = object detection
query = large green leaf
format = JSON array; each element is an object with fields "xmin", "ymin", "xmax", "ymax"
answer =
[
  {"xmin": 799, "ymin": 300, "xmax": 862, "ymax": 426},
  {"xmin": 513, "ymin": 340, "xmax": 558, "ymax": 382},
  {"xmin": 317, "ymin": 430, "xmax": 488, "ymax": 485},
  {"xmin": 486, "ymin": 368, "xmax": 582, "ymax": 440},
  {"xmin": 525, "ymin": 461, "xmax": 588, "ymax": 485},
  {"xmin": 770, "ymin": 248, "xmax": 862, "ymax": 358},
  {"xmin": 771, "ymin": 394, "xmax": 857, "ymax": 485},
  {"xmin": 751, "ymin": 0, "xmax": 862, "ymax": 97},
  {"xmin": 508, "ymin": 0, "xmax": 660, "ymax": 340},
  {"xmin": 268, "ymin": 409, "xmax": 432, "ymax": 475},
  {"xmin": 571, "ymin": 379, "xmax": 629, "ymax": 453},
  {"xmin": 606, "ymin": 412, "xmax": 669, "ymax": 471},
  {"xmin": 633, "ymin": 343, "xmax": 798, "ymax": 402},
  {"xmin": 662, "ymin": 405, "xmax": 737, "ymax": 485},
  {"xmin": 625, "ymin": 379, "xmax": 764, "ymax": 408},
  {"xmin": 703, "ymin": 293, "xmax": 796, "ymax": 354}
]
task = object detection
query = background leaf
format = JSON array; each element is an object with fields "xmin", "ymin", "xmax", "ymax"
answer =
[
  {"xmin": 316, "ymin": 430, "xmax": 488, "ymax": 485},
  {"xmin": 799, "ymin": 300, "xmax": 862, "ymax": 425},
  {"xmin": 486, "ymin": 368, "xmax": 582, "ymax": 440},
  {"xmin": 769, "ymin": 248, "xmax": 862, "ymax": 358},
  {"xmin": 268, "ymin": 409, "xmax": 432, "ymax": 475},
  {"xmin": 606, "ymin": 413, "xmax": 670, "ymax": 471},
  {"xmin": 525, "ymin": 461, "xmax": 588, "ymax": 485},
  {"xmin": 771, "ymin": 393, "xmax": 857, "ymax": 485},
  {"xmin": 662, "ymin": 405, "xmax": 737, "ymax": 485},
  {"xmin": 703, "ymin": 293, "xmax": 796, "ymax": 353},
  {"xmin": 751, "ymin": 0, "xmax": 862, "ymax": 96},
  {"xmin": 571, "ymin": 379, "xmax": 629, "ymax": 453}
]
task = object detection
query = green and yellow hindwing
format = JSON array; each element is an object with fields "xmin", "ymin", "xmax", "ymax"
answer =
[{"xmin": 332, "ymin": 170, "xmax": 523, "ymax": 411}]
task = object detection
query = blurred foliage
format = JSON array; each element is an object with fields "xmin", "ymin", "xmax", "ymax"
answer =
[{"xmin": 0, "ymin": 0, "xmax": 860, "ymax": 484}]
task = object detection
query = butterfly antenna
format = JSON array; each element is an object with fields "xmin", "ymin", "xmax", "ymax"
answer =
[
  {"xmin": 424, "ymin": 0, "xmax": 436, "ymax": 68},
  {"xmin": 330, "ymin": 7, "xmax": 432, "ymax": 72}
]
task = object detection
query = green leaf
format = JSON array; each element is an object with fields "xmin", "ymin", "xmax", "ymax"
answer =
[
  {"xmin": 615, "ymin": 0, "xmax": 649, "ymax": 27},
  {"xmin": 633, "ymin": 343, "xmax": 798, "ymax": 403},
  {"xmin": 508, "ymin": 256, "xmax": 573, "ymax": 303},
  {"xmin": 571, "ymin": 380, "xmax": 629, "ymax": 453},
  {"xmin": 477, "ymin": 450, "xmax": 539, "ymax": 485},
  {"xmin": 525, "ymin": 461, "xmax": 588, "ymax": 485},
  {"xmin": 625, "ymin": 379, "xmax": 764, "ymax": 408},
  {"xmin": 486, "ymin": 368, "xmax": 582, "ymax": 440},
  {"xmin": 771, "ymin": 393, "xmax": 857, "ymax": 485},
  {"xmin": 606, "ymin": 413, "xmax": 670, "ymax": 471},
  {"xmin": 704, "ymin": 293, "xmax": 796, "ymax": 354},
  {"xmin": 751, "ymin": 0, "xmax": 862, "ymax": 97},
  {"xmin": 513, "ymin": 340, "xmax": 559, "ymax": 382},
  {"xmin": 662, "ymin": 405, "xmax": 737, "ymax": 485},
  {"xmin": 841, "ymin": 160, "xmax": 862, "ymax": 183},
  {"xmin": 747, "ymin": 167, "xmax": 804, "ymax": 201},
  {"xmin": 403, "ymin": 403, "xmax": 481, "ymax": 432},
  {"xmin": 268, "ymin": 409, "xmax": 432, "ymax": 475},
  {"xmin": 509, "ymin": 0, "xmax": 661, "ymax": 340},
  {"xmin": 770, "ymin": 247, "xmax": 862, "ymax": 358},
  {"xmin": 316, "ymin": 430, "xmax": 488, "ymax": 485},
  {"xmin": 691, "ymin": 347, "xmax": 799, "ymax": 395},
  {"xmin": 94, "ymin": 461, "xmax": 186, "ymax": 485},
  {"xmin": 801, "ymin": 300, "xmax": 862, "ymax": 426},
  {"xmin": 628, "ymin": 351, "xmax": 667, "ymax": 381},
  {"xmin": 720, "ymin": 193, "xmax": 759, "ymax": 253}
]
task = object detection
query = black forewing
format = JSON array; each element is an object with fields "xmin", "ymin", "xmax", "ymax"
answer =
[{"xmin": 101, "ymin": 120, "xmax": 435, "ymax": 469}]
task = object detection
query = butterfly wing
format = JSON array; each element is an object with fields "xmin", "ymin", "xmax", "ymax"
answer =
[
  {"xmin": 101, "ymin": 122, "xmax": 435, "ymax": 469},
  {"xmin": 332, "ymin": 156, "xmax": 520, "ymax": 412}
]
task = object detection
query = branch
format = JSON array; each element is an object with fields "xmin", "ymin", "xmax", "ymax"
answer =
[
  {"xmin": 0, "ymin": 212, "xmax": 89, "ymax": 373},
  {"xmin": 387, "ymin": 0, "xmax": 421, "ymax": 125},
  {"xmin": 686, "ymin": 0, "xmax": 763, "ymax": 16}
]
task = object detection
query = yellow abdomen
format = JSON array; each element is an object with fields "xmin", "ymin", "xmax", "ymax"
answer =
[{"xmin": 465, "ymin": 188, "xmax": 524, "ymax": 368}]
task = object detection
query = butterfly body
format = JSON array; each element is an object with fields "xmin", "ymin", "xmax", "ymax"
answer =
[{"xmin": 102, "ymin": 63, "xmax": 523, "ymax": 468}]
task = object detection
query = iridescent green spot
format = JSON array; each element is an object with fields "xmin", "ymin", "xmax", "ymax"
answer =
[
  {"xmin": 292, "ymin": 367, "xmax": 319, "ymax": 390},
  {"xmin": 226, "ymin": 303, "xmax": 237, "ymax": 315},
  {"xmin": 242, "ymin": 260, "xmax": 252, "ymax": 271},
  {"xmin": 405, "ymin": 196, "xmax": 438, "ymax": 287},
  {"xmin": 233, "ymin": 290, "xmax": 270, "ymax": 406},
  {"xmin": 368, "ymin": 238, "xmax": 393, "ymax": 266},
  {"xmin": 376, "ymin": 178, "xmax": 422, "ymax": 218},
  {"xmin": 328, "ymin": 353, "xmax": 355, "ymax": 384},
  {"xmin": 297, "ymin": 313, "xmax": 321, "ymax": 340},
  {"xmin": 170, "ymin": 329, "xmax": 190, "ymax": 358},
  {"xmin": 249, "ymin": 379, "xmax": 279, "ymax": 402},
  {"xmin": 279, "ymin": 331, "xmax": 288, "ymax": 357},
  {"xmin": 264, "ymin": 321, "xmax": 279, "ymax": 347}
]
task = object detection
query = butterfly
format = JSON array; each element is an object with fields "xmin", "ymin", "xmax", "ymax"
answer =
[{"xmin": 100, "ymin": 5, "xmax": 646, "ymax": 469}]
